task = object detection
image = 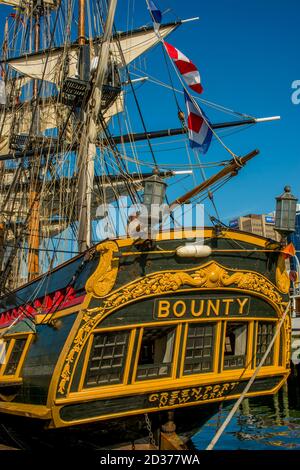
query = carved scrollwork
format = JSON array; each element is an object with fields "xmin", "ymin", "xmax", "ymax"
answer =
[
  {"xmin": 276, "ymin": 253, "xmax": 290, "ymax": 294},
  {"xmin": 57, "ymin": 310, "xmax": 105, "ymax": 395},
  {"xmin": 97, "ymin": 262, "xmax": 284, "ymax": 312},
  {"xmin": 57, "ymin": 260, "xmax": 286, "ymax": 396}
]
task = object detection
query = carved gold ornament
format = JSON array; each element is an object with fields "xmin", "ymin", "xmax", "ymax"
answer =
[
  {"xmin": 58, "ymin": 310, "xmax": 97, "ymax": 395},
  {"xmin": 57, "ymin": 261, "xmax": 286, "ymax": 396},
  {"xmin": 92, "ymin": 261, "xmax": 284, "ymax": 313},
  {"xmin": 276, "ymin": 253, "xmax": 290, "ymax": 294},
  {"xmin": 283, "ymin": 312, "xmax": 292, "ymax": 368},
  {"xmin": 85, "ymin": 241, "xmax": 119, "ymax": 298}
]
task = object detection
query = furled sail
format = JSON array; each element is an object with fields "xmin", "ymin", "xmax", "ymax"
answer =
[
  {"xmin": 103, "ymin": 91, "xmax": 124, "ymax": 123},
  {"xmin": 0, "ymin": 100, "xmax": 70, "ymax": 155},
  {"xmin": 109, "ymin": 23, "xmax": 179, "ymax": 66},
  {"xmin": 5, "ymin": 23, "xmax": 179, "ymax": 84},
  {"xmin": 0, "ymin": 112, "xmax": 11, "ymax": 155},
  {"xmin": 0, "ymin": 80, "xmax": 5, "ymax": 105},
  {"xmin": 6, "ymin": 49, "xmax": 78, "ymax": 86}
]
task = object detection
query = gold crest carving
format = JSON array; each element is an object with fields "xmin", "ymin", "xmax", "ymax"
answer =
[
  {"xmin": 85, "ymin": 240, "xmax": 119, "ymax": 298},
  {"xmin": 276, "ymin": 253, "xmax": 290, "ymax": 294}
]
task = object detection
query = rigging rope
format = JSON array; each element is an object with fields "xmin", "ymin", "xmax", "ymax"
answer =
[{"xmin": 206, "ymin": 301, "xmax": 291, "ymax": 450}]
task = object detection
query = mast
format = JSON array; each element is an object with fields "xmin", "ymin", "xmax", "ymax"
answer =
[
  {"xmin": 78, "ymin": 0, "xmax": 85, "ymax": 46},
  {"xmin": 0, "ymin": 18, "xmax": 8, "ymax": 278},
  {"xmin": 76, "ymin": 0, "xmax": 93, "ymax": 254},
  {"xmin": 27, "ymin": 3, "xmax": 41, "ymax": 281},
  {"xmin": 77, "ymin": 0, "xmax": 118, "ymax": 253}
]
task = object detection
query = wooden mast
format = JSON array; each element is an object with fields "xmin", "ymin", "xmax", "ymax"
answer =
[
  {"xmin": 76, "ymin": 0, "xmax": 89, "ymax": 253},
  {"xmin": 0, "ymin": 18, "xmax": 8, "ymax": 278},
  {"xmin": 78, "ymin": 0, "xmax": 85, "ymax": 46},
  {"xmin": 28, "ymin": 5, "xmax": 40, "ymax": 281},
  {"xmin": 77, "ymin": 0, "xmax": 118, "ymax": 253}
]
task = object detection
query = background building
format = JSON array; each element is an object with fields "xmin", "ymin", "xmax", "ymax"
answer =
[{"xmin": 229, "ymin": 213, "xmax": 281, "ymax": 241}]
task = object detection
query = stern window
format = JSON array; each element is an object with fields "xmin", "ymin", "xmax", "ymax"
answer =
[
  {"xmin": 4, "ymin": 338, "xmax": 27, "ymax": 376},
  {"xmin": 223, "ymin": 322, "xmax": 248, "ymax": 370},
  {"xmin": 256, "ymin": 322, "xmax": 275, "ymax": 366},
  {"xmin": 183, "ymin": 323, "xmax": 215, "ymax": 375},
  {"xmin": 0, "ymin": 335, "xmax": 31, "ymax": 379},
  {"xmin": 84, "ymin": 331, "xmax": 129, "ymax": 388},
  {"xmin": 136, "ymin": 326, "xmax": 176, "ymax": 381}
]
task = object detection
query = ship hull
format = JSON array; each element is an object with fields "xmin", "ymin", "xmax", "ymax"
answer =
[
  {"xmin": 0, "ymin": 228, "xmax": 291, "ymax": 448},
  {"xmin": 0, "ymin": 402, "xmax": 221, "ymax": 450}
]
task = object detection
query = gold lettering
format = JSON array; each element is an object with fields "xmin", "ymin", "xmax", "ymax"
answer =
[
  {"xmin": 149, "ymin": 394, "xmax": 159, "ymax": 403},
  {"xmin": 159, "ymin": 392, "xmax": 169, "ymax": 407},
  {"xmin": 173, "ymin": 300, "xmax": 186, "ymax": 317},
  {"xmin": 169, "ymin": 391, "xmax": 180, "ymax": 406},
  {"xmin": 157, "ymin": 300, "xmax": 170, "ymax": 318},
  {"xmin": 222, "ymin": 298, "xmax": 234, "ymax": 316},
  {"xmin": 207, "ymin": 299, "xmax": 220, "ymax": 316},
  {"xmin": 178, "ymin": 389, "xmax": 191, "ymax": 404},
  {"xmin": 204, "ymin": 386, "xmax": 213, "ymax": 393},
  {"xmin": 237, "ymin": 298, "xmax": 249, "ymax": 314},
  {"xmin": 230, "ymin": 382, "xmax": 238, "ymax": 390},
  {"xmin": 191, "ymin": 299, "xmax": 204, "ymax": 317},
  {"xmin": 191, "ymin": 387, "xmax": 203, "ymax": 400},
  {"xmin": 213, "ymin": 385, "xmax": 220, "ymax": 393}
]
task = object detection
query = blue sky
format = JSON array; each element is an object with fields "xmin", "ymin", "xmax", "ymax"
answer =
[
  {"xmin": 0, "ymin": 0, "xmax": 299, "ymax": 226},
  {"xmin": 115, "ymin": 0, "xmax": 300, "ymax": 223}
]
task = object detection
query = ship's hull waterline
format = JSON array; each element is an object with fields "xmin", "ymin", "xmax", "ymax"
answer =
[{"xmin": 0, "ymin": 228, "xmax": 291, "ymax": 448}]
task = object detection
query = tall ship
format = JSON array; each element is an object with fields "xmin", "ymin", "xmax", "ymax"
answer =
[{"xmin": 0, "ymin": 0, "xmax": 293, "ymax": 449}]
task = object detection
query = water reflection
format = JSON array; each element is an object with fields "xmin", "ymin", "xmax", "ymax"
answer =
[{"xmin": 192, "ymin": 380, "xmax": 300, "ymax": 450}]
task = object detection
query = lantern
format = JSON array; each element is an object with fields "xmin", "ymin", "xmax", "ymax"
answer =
[
  {"xmin": 143, "ymin": 173, "xmax": 167, "ymax": 212},
  {"xmin": 274, "ymin": 186, "xmax": 298, "ymax": 238}
]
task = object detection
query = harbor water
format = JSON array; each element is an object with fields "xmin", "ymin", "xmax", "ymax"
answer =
[{"xmin": 192, "ymin": 378, "xmax": 300, "ymax": 450}]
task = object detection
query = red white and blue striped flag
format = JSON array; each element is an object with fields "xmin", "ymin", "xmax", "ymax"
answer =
[
  {"xmin": 147, "ymin": 0, "xmax": 162, "ymax": 33},
  {"xmin": 164, "ymin": 41, "xmax": 203, "ymax": 94},
  {"xmin": 184, "ymin": 90, "xmax": 212, "ymax": 153}
]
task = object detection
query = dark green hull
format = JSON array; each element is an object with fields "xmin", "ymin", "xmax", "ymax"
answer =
[{"xmin": 0, "ymin": 229, "xmax": 291, "ymax": 448}]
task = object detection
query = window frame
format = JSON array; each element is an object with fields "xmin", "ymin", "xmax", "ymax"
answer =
[
  {"xmin": 0, "ymin": 333, "xmax": 33, "ymax": 383},
  {"xmin": 179, "ymin": 320, "xmax": 222, "ymax": 378},
  {"xmin": 222, "ymin": 321, "xmax": 249, "ymax": 371},
  {"xmin": 132, "ymin": 323, "xmax": 182, "ymax": 384},
  {"xmin": 79, "ymin": 327, "xmax": 136, "ymax": 392},
  {"xmin": 254, "ymin": 320, "xmax": 278, "ymax": 368},
  {"xmin": 220, "ymin": 320, "xmax": 254, "ymax": 374},
  {"xmin": 181, "ymin": 321, "xmax": 217, "ymax": 377}
]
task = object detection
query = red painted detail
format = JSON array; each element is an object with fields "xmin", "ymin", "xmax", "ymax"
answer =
[
  {"xmin": 0, "ymin": 287, "xmax": 85, "ymax": 328},
  {"xmin": 43, "ymin": 295, "xmax": 53, "ymax": 310},
  {"xmin": 33, "ymin": 298, "xmax": 42, "ymax": 309},
  {"xmin": 25, "ymin": 305, "xmax": 35, "ymax": 315}
]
